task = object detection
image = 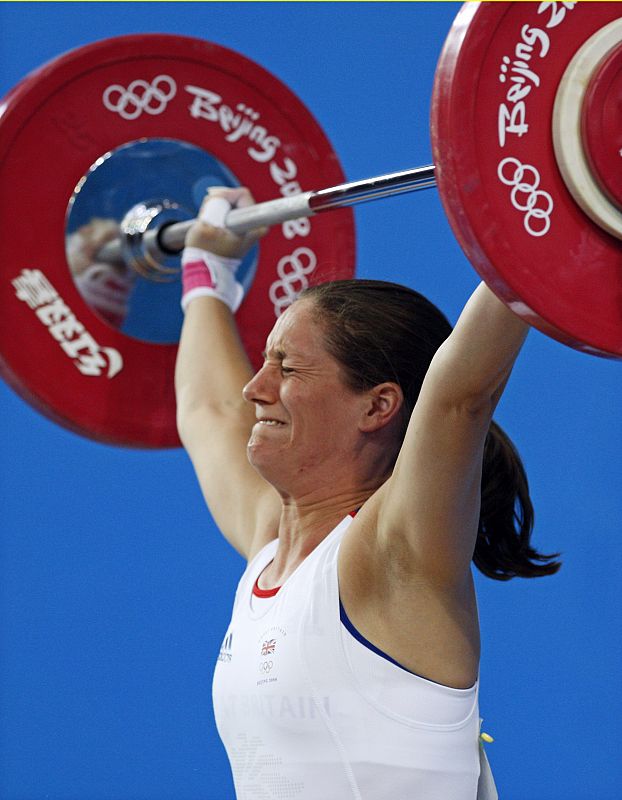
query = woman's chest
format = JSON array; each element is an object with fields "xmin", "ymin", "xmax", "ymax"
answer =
[{"xmin": 213, "ymin": 595, "xmax": 337, "ymax": 735}]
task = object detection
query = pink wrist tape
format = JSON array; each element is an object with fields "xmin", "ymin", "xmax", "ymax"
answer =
[{"xmin": 181, "ymin": 247, "xmax": 243, "ymax": 313}]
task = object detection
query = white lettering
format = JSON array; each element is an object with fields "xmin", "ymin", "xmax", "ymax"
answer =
[
  {"xmin": 248, "ymin": 135, "xmax": 281, "ymax": 164},
  {"xmin": 12, "ymin": 269, "xmax": 123, "ymax": 378},
  {"xmin": 520, "ymin": 24, "xmax": 550, "ymax": 57},
  {"xmin": 225, "ymin": 116, "xmax": 254, "ymax": 143},
  {"xmin": 13, "ymin": 269, "xmax": 57, "ymax": 309},
  {"xmin": 498, "ymin": 102, "xmax": 529, "ymax": 147},
  {"xmin": 495, "ymin": 4, "xmax": 578, "ymax": 148},
  {"xmin": 186, "ymin": 85, "xmax": 220, "ymax": 121},
  {"xmin": 49, "ymin": 314, "xmax": 84, "ymax": 342},
  {"xmin": 185, "ymin": 86, "xmax": 284, "ymax": 165},
  {"xmin": 537, "ymin": 1, "xmax": 576, "ymax": 30},
  {"xmin": 183, "ymin": 83, "xmax": 310, "ymax": 245},
  {"xmin": 184, "ymin": 84, "xmax": 318, "ymax": 300},
  {"xmin": 219, "ymin": 693, "xmax": 331, "ymax": 720},
  {"xmin": 270, "ymin": 157, "xmax": 297, "ymax": 186}
]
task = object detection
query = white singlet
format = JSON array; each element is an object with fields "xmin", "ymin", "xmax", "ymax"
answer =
[{"xmin": 212, "ymin": 515, "xmax": 497, "ymax": 800}]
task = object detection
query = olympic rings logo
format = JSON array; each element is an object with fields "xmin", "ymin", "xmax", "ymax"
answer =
[
  {"xmin": 497, "ymin": 157, "xmax": 554, "ymax": 238},
  {"xmin": 269, "ymin": 247, "xmax": 317, "ymax": 317},
  {"xmin": 259, "ymin": 660, "xmax": 274, "ymax": 673},
  {"xmin": 102, "ymin": 75, "xmax": 177, "ymax": 120}
]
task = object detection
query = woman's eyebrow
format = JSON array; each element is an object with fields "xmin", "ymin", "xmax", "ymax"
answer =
[{"xmin": 262, "ymin": 348, "xmax": 287, "ymax": 360}]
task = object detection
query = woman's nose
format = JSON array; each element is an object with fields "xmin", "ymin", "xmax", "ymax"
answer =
[{"xmin": 243, "ymin": 364, "xmax": 277, "ymax": 404}]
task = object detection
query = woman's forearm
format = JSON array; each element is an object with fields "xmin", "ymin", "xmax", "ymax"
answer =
[
  {"xmin": 175, "ymin": 296, "xmax": 256, "ymax": 431},
  {"xmin": 429, "ymin": 282, "xmax": 529, "ymax": 411}
]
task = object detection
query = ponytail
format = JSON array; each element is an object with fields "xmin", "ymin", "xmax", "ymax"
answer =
[
  {"xmin": 474, "ymin": 421, "xmax": 561, "ymax": 580},
  {"xmin": 300, "ymin": 279, "xmax": 560, "ymax": 582}
]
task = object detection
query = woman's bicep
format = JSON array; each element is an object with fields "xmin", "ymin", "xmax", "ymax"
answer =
[
  {"xmin": 377, "ymin": 285, "xmax": 527, "ymax": 584},
  {"xmin": 378, "ymin": 366, "xmax": 493, "ymax": 586}
]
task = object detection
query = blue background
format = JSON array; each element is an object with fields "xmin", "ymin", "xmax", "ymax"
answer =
[{"xmin": 0, "ymin": 3, "xmax": 620, "ymax": 799}]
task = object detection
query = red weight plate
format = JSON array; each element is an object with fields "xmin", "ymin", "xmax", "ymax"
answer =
[
  {"xmin": 0, "ymin": 35, "xmax": 355, "ymax": 447},
  {"xmin": 582, "ymin": 42, "xmax": 622, "ymax": 210},
  {"xmin": 431, "ymin": 2, "xmax": 622, "ymax": 358}
]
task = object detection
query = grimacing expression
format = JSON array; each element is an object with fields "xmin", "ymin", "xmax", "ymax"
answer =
[{"xmin": 242, "ymin": 300, "xmax": 370, "ymax": 489}]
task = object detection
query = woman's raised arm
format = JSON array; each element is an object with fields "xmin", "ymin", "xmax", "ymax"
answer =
[
  {"xmin": 175, "ymin": 188, "xmax": 280, "ymax": 558},
  {"xmin": 377, "ymin": 282, "xmax": 530, "ymax": 586}
]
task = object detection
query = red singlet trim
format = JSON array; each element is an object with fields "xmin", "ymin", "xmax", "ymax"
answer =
[
  {"xmin": 252, "ymin": 511, "xmax": 359, "ymax": 598},
  {"xmin": 252, "ymin": 576, "xmax": 280, "ymax": 598}
]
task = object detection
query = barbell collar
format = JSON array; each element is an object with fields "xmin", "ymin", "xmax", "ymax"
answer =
[{"xmin": 97, "ymin": 165, "xmax": 436, "ymax": 263}]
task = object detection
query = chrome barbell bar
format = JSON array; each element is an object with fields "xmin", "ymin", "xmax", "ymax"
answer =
[{"xmin": 97, "ymin": 165, "xmax": 436, "ymax": 264}]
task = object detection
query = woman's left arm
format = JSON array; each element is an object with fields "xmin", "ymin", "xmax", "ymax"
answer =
[{"xmin": 376, "ymin": 281, "xmax": 529, "ymax": 587}]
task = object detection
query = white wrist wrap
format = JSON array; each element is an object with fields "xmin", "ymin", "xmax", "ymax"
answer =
[{"xmin": 181, "ymin": 247, "xmax": 243, "ymax": 313}]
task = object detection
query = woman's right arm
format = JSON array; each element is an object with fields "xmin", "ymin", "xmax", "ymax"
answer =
[{"xmin": 175, "ymin": 189, "xmax": 280, "ymax": 558}]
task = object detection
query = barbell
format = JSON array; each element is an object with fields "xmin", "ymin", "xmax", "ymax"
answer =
[
  {"xmin": 0, "ymin": 2, "xmax": 620, "ymax": 449},
  {"xmin": 97, "ymin": 165, "xmax": 438, "ymax": 263}
]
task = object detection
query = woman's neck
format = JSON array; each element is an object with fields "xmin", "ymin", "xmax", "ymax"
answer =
[{"xmin": 261, "ymin": 490, "xmax": 371, "ymax": 587}]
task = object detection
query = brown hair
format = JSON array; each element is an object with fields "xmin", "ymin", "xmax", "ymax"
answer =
[{"xmin": 301, "ymin": 278, "xmax": 560, "ymax": 581}]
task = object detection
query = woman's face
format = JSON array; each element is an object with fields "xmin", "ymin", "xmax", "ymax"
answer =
[{"xmin": 243, "ymin": 299, "xmax": 368, "ymax": 493}]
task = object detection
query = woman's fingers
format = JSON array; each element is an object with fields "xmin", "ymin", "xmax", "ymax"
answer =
[{"xmin": 186, "ymin": 186, "xmax": 267, "ymax": 256}]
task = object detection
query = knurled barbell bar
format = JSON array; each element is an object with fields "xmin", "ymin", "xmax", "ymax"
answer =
[{"xmin": 0, "ymin": 2, "xmax": 620, "ymax": 450}]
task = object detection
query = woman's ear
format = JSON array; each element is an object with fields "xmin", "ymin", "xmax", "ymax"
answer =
[{"xmin": 358, "ymin": 382, "xmax": 404, "ymax": 432}]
